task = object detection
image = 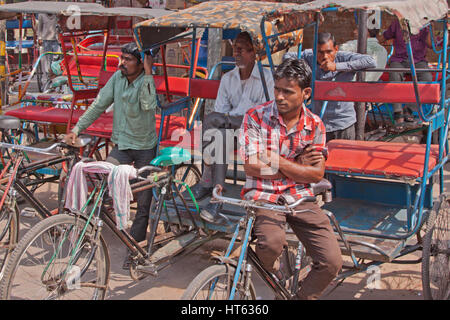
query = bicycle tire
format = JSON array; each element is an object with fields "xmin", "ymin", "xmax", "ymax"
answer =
[
  {"xmin": 181, "ymin": 264, "xmax": 256, "ymax": 300},
  {"xmin": 0, "ymin": 196, "xmax": 19, "ymax": 273},
  {"xmin": 173, "ymin": 163, "xmax": 201, "ymax": 193},
  {"xmin": 421, "ymin": 193, "xmax": 450, "ymax": 300},
  {"xmin": 0, "ymin": 213, "xmax": 110, "ymax": 300},
  {"xmin": 160, "ymin": 163, "xmax": 201, "ymax": 234}
]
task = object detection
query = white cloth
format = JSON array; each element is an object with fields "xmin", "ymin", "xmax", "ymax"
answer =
[
  {"xmin": 107, "ymin": 165, "xmax": 138, "ymax": 230},
  {"xmin": 339, "ymin": 38, "xmax": 388, "ymax": 82},
  {"xmin": 214, "ymin": 63, "xmax": 275, "ymax": 116},
  {"xmin": 64, "ymin": 161, "xmax": 137, "ymax": 230}
]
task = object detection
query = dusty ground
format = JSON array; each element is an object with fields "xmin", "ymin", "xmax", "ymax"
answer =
[{"xmin": 17, "ymin": 172, "xmax": 437, "ymax": 301}]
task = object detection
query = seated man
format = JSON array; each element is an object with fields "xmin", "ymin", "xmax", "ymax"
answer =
[
  {"xmin": 239, "ymin": 57, "xmax": 342, "ymax": 300},
  {"xmin": 187, "ymin": 31, "xmax": 275, "ymax": 223},
  {"xmin": 284, "ymin": 32, "xmax": 376, "ymax": 141},
  {"xmin": 377, "ymin": 19, "xmax": 433, "ymax": 123}
]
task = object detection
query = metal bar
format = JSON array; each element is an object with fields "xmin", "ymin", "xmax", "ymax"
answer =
[
  {"xmin": 260, "ymin": 15, "xmax": 274, "ymax": 72},
  {"xmin": 310, "ymin": 14, "xmax": 320, "ymax": 107},
  {"xmin": 229, "ymin": 216, "xmax": 253, "ymax": 300},
  {"xmin": 257, "ymin": 60, "xmax": 270, "ymax": 102}
]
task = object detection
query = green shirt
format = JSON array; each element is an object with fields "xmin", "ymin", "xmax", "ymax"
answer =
[{"xmin": 72, "ymin": 70, "xmax": 157, "ymax": 150}]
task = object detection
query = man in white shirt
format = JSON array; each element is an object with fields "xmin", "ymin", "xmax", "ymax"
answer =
[{"xmin": 188, "ymin": 31, "xmax": 274, "ymax": 224}]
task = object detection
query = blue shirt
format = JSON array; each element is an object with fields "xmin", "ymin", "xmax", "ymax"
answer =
[{"xmin": 285, "ymin": 49, "xmax": 376, "ymax": 132}]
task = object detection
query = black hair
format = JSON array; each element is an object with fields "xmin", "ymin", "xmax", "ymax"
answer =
[
  {"xmin": 121, "ymin": 42, "xmax": 142, "ymax": 64},
  {"xmin": 273, "ymin": 57, "xmax": 312, "ymax": 89},
  {"xmin": 235, "ymin": 31, "xmax": 254, "ymax": 48},
  {"xmin": 318, "ymin": 32, "xmax": 336, "ymax": 46}
]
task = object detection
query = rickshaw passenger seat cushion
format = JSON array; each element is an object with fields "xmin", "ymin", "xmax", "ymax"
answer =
[
  {"xmin": 311, "ymin": 178, "xmax": 333, "ymax": 195},
  {"xmin": 326, "ymin": 140, "xmax": 439, "ymax": 179},
  {"xmin": 5, "ymin": 105, "xmax": 84, "ymax": 124},
  {"xmin": 314, "ymin": 81, "xmax": 441, "ymax": 104}
]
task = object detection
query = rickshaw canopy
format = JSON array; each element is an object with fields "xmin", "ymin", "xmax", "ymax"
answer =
[
  {"xmin": 0, "ymin": 1, "xmax": 172, "ymax": 32},
  {"xmin": 134, "ymin": 0, "xmax": 447, "ymax": 58}
]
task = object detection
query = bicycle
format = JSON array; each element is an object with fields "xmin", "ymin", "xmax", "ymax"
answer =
[
  {"xmin": 182, "ymin": 185, "xmax": 322, "ymax": 300},
  {"xmin": 0, "ymin": 148, "xmax": 219, "ymax": 300},
  {"xmin": 0, "ymin": 124, "xmax": 92, "ymax": 273}
]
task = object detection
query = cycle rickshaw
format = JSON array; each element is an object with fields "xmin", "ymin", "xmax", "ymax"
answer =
[{"xmin": 140, "ymin": 0, "xmax": 448, "ymax": 300}]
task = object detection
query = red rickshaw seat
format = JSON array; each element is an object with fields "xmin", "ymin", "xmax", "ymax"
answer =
[
  {"xmin": 314, "ymin": 81, "xmax": 441, "ymax": 104},
  {"xmin": 326, "ymin": 140, "xmax": 439, "ymax": 179}
]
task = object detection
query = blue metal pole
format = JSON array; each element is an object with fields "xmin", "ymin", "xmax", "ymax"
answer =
[
  {"xmin": 311, "ymin": 13, "xmax": 320, "ymax": 108},
  {"xmin": 229, "ymin": 216, "xmax": 253, "ymax": 300}
]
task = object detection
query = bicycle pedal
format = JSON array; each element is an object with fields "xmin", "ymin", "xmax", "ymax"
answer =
[
  {"xmin": 20, "ymin": 207, "xmax": 37, "ymax": 218},
  {"xmin": 136, "ymin": 262, "xmax": 158, "ymax": 277}
]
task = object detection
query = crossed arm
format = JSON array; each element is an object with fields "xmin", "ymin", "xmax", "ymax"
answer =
[{"xmin": 244, "ymin": 146, "xmax": 325, "ymax": 184}]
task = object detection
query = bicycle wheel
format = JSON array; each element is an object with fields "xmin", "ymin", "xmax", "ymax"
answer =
[
  {"xmin": 0, "ymin": 213, "xmax": 110, "ymax": 300},
  {"xmin": 422, "ymin": 193, "xmax": 450, "ymax": 300},
  {"xmin": 181, "ymin": 264, "xmax": 256, "ymax": 300},
  {"xmin": 173, "ymin": 163, "xmax": 201, "ymax": 193},
  {"xmin": 0, "ymin": 196, "xmax": 19, "ymax": 272}
]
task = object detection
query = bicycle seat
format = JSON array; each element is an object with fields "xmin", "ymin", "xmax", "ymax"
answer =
[
  {"xmin": 0, "ymin": 115, "xmax": 21, "ymax": 130},
  {"xmin": 150, "ymin": 147, "xmax": 192, "ymax": 167},
  {"xmin": 310, "ymin": 178, "xmax": 332, "ymax": 196}
]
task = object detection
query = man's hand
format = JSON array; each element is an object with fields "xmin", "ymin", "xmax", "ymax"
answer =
[
  {"xmin": 63, "ymin": 132, "xmax": 78, "ymax": 145},
  {"xmin": 320, "ymin": 58, "xmax": 336, "ymax": 72},
  {"xmin": 143, "ymin": 53, "xmax": 154, "ymax": 75},
  {"xmin": 296, "ymin": 145, "xmax": 324, "ymax": 167}
]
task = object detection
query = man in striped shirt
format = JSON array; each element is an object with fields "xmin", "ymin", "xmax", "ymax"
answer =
[{"xmin": 239, "ymin": 58, "xmax": 342, "ymax": 300}]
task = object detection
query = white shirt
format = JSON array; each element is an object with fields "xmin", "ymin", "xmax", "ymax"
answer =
[
  {"xmin": 339, "ymin": 38, "xmax": 388, "ymax": 82},
  {"xmin": 214, "ymin": 63, "xmax": 274, "ymax": 116}
]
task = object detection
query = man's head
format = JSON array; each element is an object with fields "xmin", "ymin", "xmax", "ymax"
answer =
[
  {"xmin": 273, "ymin": 58, "xmax": 312, "ymax": 115},
  {"xmin": 317, "ymin": 32, "xmax": 338, "ymax": 65},
  {"xmin": 119, "ymin": 42, "xmax": 144, "ymax": 77},
  {"xmin": 233, "ymin": 32, "xmax": 256, "ymax": 69}
]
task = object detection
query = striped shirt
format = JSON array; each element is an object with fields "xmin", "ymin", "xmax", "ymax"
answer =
[{"xmin": 239, "ymin": 100, "xmax": 327, "ymax": 204}]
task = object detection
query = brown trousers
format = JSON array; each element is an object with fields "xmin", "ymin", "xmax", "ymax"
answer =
[{"xmin": 253, "ymin": 202, "xmax": 343, "ymax": 300}]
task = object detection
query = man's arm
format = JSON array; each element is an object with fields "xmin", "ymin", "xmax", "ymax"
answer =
[
  {"xmin": 240, "ymin": 110, "xmax": 325, "ymax": 183},
  {"xmin": 71, "ymin": 73, "xmax": 116, "ymax": 135},
  {"xmin": 244, "ymin": 149, "xmax": 325, "ymax": 183},
  {"xmin": 335, "ymin": 51, "xmax": 377, "ymax": 71},
  {"xmin": 140, "ymin": 54, "xmax": 157, "ymax": 111}
]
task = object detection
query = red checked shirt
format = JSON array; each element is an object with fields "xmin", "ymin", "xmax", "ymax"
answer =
[{"xmin": 239, "ymin": 100, "xmax": 327, "ymax": 204}]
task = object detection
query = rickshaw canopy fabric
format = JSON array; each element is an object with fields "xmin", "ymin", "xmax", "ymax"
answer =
[
  {"xmin": 135, "ymin": 0, "xmax": 447, "ymax": 58},
  {"xmin": 0, "ymin": 1, "xmax": 172, "ymax": 31}
]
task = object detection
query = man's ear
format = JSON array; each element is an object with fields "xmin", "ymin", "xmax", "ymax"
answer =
[
  {"xmin": 334, "ymin": 45, "xmax": 339, "ymax": 52},
  {"xmin": 303, "ymin": 87, "xmax": 312, "ymax": 101}
]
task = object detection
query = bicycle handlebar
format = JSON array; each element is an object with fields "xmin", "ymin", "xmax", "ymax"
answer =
[
  {"xmin": 0, "ymin": 142, "xmax": 61, "ymax": 155},
  {"xmin": 137, "ymin": 165, "xmax": 163, "ymax": 175},
  {"xmin": 211, "ymin": 185, "xmax": 316, "ymax": 213}
]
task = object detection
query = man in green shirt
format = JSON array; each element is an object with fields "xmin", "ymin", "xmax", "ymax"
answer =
[{"xmin": 65, "ymin": 43, "xmax": 158, "ymax": 269}]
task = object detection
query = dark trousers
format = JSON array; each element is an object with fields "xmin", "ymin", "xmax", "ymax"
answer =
[
  {"xmin": 326, "ymin": 123, "xmax": 355, "ymax": 142},
  {"xmin": 389, "ymin": 60, "xmax": 433, "ymax": 114},
  {"xmin": 200, "ymin": 112, "xmax": 244, "ymax": 188},
  {"xmin": 106, "ymin": 146, "xmax": 156, "ymax": 242},
  {"xmin": 254, "ymin": 202, "xmax": 343, "ymax": 300}
]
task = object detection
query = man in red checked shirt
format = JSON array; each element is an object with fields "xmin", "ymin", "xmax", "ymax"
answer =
[{"xmin": 239, "ymin": 58, "xmax": 342, "ymax": 300}]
